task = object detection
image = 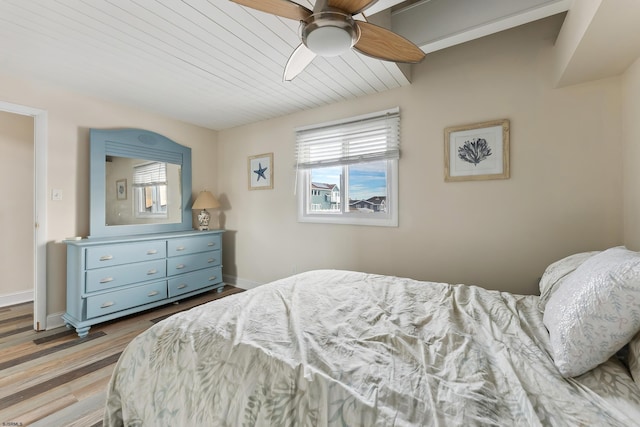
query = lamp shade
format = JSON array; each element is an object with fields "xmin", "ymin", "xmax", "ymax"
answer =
[{"xmin": 192, "ymin": 191, "xmax": 220, "ymax": 210}]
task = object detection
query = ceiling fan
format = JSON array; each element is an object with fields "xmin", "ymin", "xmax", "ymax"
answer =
[{"xmin": 230, "ymin": 0, "xmax": 426, "ymax": 81}]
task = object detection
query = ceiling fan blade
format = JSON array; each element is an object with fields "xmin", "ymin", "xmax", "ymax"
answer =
[
  {"xmin": 328, "ymin": 0, "xmax": 378, "ymax": 15},
  {"xmin": 354, "ymin": 21, "xmax": 425, "ymax": 63},
  {"xmin": 283, "ymin": 44, "xmax": 317, "ymax": 81},
  {"xmin": 230, "ymin": 0, "xmax": 312, "ymax": 21}
]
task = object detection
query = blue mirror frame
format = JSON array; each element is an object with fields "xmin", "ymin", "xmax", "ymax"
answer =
[{"xmin": 89, "ymin": 128, "xmax": 193, "ymax": 237}]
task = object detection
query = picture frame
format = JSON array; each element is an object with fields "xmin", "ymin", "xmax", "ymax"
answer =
[
  {"xmin": 248, "ymin": 153, "xmax": 273, "ymax": 190},
  {"xmin": 116, "ymin": 179, "xmax": 127, "ymax": 200},
  {"xmin": 444, "ymin": 119, "xmax": 510, "ymax": 182}
]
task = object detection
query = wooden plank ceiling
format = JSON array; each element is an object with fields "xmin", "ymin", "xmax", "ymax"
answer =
[{"xmin": 0, "ymin": 0, "xmax": 569, "ymax": 130}]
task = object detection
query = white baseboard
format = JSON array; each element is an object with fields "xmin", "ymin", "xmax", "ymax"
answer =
[
  {"xmin": 46, "ymin": 312, "xmax": 66, "ymax": 330},
  {"xmin": 0, "ymin": 290, "xmax": 33, "ymax": 308},
  {"xmin": 223, "ymin": 274, "xmax": 263, "ymax": 290},
  {"xmin": 0, "ymin": 292, "xmax": 65, "ymax": 332}
]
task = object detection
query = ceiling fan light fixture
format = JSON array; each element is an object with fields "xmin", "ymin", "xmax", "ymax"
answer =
[
  {"xmin": 302, "ymin": 11, "xmax": 359, "ymax": 57},
  {"xmin": 306, "ymin": 26, "xmax": 352, "ymax": 56}
]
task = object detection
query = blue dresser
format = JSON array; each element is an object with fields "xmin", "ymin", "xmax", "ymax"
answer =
[{"xmin": 63, "ymin": 230, "xmax": 224, "ymax": 337}]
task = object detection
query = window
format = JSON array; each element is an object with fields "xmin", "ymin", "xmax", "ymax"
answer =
[
  {"xmin": 296, "ymin": 108, "xmax": 399, "ymax": 226},
  {"xmin": 133, "ymin": 161, "xmax": 168, "ymax": 218}
]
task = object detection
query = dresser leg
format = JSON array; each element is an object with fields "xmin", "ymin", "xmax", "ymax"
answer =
[
  {"xmin": 216, "ymin": 286, "xmax": 224, "ymax": 293},
  {"xmin": 75, "ymin": 326, "xmax": 91, "ymax": 338}
]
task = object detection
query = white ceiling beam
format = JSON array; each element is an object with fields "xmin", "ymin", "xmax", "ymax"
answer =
[
  {"xmin": 391, "ymin": 0, "xmax": 571, "ymax": 54},
  {"xmin": 365, "ymin": 0, "xmax": 407, "ymax": 16}
]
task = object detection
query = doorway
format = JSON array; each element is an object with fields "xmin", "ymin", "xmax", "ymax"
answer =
[{"xmin": 0, "ymin": 101, "xmax": 47, "ymax": 331}]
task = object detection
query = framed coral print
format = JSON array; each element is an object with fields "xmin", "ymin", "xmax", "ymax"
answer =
[
  {"xmin": 444, "ymin": 119, "xmax": 510, "ymax": 182},
  {"xmin": 116, "ymin": 179, "xmax": 127, "ymax": 200},
  {"xmin": 248, "ymin": 153, "xmax": 273, "ymax": 190}
]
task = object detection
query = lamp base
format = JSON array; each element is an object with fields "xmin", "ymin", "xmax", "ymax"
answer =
[{"xmin": 197, "ymin": 209, "xmax": 211, "ymax": 231}]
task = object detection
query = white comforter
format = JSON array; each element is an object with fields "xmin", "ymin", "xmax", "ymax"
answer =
[{"xmin": 105, "ymin": 270, "xmax": 640, "ymax": 426}]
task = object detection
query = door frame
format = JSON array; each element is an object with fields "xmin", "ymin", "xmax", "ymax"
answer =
[{"xmin": 0, "ymin": 100, "xmax": 47, "ymax": 330}]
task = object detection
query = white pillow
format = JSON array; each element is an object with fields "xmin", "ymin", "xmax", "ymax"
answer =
[
  {"xmin": 629, "ymin": 332, "xmax": 640, "ymax": 385},
  {"xmin": 538, "ymin": 251, "xmax": 599, "ymax": 311},
  {"xmin": 543, "ymin": 246, "xmax": 640, "ymax": 377}
]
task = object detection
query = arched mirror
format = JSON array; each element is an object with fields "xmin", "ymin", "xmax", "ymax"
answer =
[{"xmin": 89, "ymin": 128, "xmax": 193, "ymax": 237}]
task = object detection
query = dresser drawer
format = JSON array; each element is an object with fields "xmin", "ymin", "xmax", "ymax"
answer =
[
  {"xmin": 167, "ymin": 250, "xmax": 221, "ymax": 276},
  {"xmin": 168, "ymin": 266, "xmax": 222, "ymax": 297},
  {"xmin": 167, "ymin": 234, "xmax": 221, "ymax": 257},
  {"xmin": 86, "ymin": 281, "xmax": 168, "ymax": 319},
  {"xmin": 86, "ymin": 241, "xmax": 166, "ymax": 269},
  {"xmin": 85, "ymin": 259, "xmax": 166, "ymax": 293}
]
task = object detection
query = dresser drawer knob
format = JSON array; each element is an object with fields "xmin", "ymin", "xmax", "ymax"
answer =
[
  {"xmin": 147, "ymin": 269, "xmax": 158, "ymax": 275},
  {"xmin": 148, "ymin": 290, "xmax": 160, "ymax": 297},
  {"xmin": 147, "ymin": 249, "xmax": 158, "ymax": 255},
  {"xmin": 99, "ymin": 277, "xmax": 114, "ymax": 284},
  {"xmin": 175, "ymin": 246, "xmax": 186, "ymax": 251},
  {"xmin": 101, "ymin": 301, "xmax": 115, "ymax": 308},
  {"xmin": 208, "ymin": 242, "xmax": 216, "ymax": 247},
  {"xmin": 175, "ymin": 264, "xmax": 185, "ymax": 270},
  {"xmin": 99, "ymin": 255, "xmax": 113, "ymax": 261},
  {"xmin": 209, "ymin": 276, "xmax": 217, "ymax": 281},
  {"xmin": 208, "ymin": 258, "xmax": 216, "ymax": 264},
  {"xmin": 177, "ymin": 284, "xmax": 188, "ymax": 290}
]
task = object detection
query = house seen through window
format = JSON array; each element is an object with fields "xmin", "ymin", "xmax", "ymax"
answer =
[{"xmin": 296, "ymin": 108, "xmax": 399, "ymax": 227}]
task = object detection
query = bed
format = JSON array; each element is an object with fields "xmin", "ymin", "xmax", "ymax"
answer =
[{"xmin": 104, "ymin": 247, "xmax": 640, "ymax": 426}]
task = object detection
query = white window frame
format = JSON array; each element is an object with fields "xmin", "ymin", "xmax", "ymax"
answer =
[
  {"xmin": 296, "ymin": 108, "xmax": 400, "ymax": 227},
  {"xmin": 132, "ymin": 161, "xmax": 169, "ymax": 219},
  {"xmin": 133, "ymin": 185, "xmax": 168, "ymax": 218}
]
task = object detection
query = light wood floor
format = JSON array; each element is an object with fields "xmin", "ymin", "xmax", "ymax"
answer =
[{"xmin": 0, "ymin": 285, "xmax": 244, "ymax": 426}]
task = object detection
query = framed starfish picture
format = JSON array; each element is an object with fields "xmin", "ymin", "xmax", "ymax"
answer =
[
  {"xmin": 444, "ymin": 119, "xmax": 510, "ymax": 182},
  {"xmin": 248, "ymin": 152, "xmax": 274, "ymax": 190},
  {"xmin": 115, "ymin": 179, "xmax": 127, "ymax": 200}
]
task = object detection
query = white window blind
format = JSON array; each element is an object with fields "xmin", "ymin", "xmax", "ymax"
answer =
[
  {"xmin": 133, "ymin": 162, "xmax": 167, "ymax": 186},
  {"xmin": 295, "ymin": 107, "xmax": 400, "ymax": 169}
]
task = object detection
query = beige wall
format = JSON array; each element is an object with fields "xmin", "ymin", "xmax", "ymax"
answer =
[
  {"xmin": 0, "ymin": 111, "xmax": 34, "ymax": 298},
  {"xmin": 218, "ymin": 16, "xmax": 623, "ymax": 295},
  {"xmin": 623, "ymin": 57, "xmax": 640, "ymax": 250},
  {"xmin": 0, "ymin": 73, "xmax": 218, "ymax": 316}
]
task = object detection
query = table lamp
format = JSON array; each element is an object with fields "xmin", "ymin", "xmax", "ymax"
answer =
[{"xmin": 192, "ymin": 190, "xmax": 220, "ymax": 230}]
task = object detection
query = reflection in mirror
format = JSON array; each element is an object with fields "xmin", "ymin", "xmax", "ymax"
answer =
[
  {"xmin": 90, "ymin": 128, "xmax": 192, "ymax": 238},
  {"xmin": 105, "ymin": 156, "xmax": 182, "ymax": 226}
]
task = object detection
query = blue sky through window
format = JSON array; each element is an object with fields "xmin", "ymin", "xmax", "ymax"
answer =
[{"xmin": 311, "ymin": 161, "xmax": 387, "ymax": 201}]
